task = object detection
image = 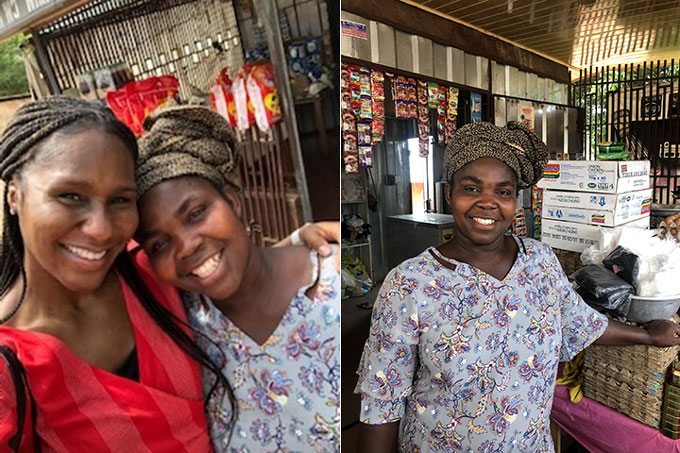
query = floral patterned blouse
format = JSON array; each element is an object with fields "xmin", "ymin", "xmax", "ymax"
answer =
[
  {"xmin": 355, "ymin": 238, "xmax": 607, "ymax": 452},
  {"xmin": 185, "ymin": 247, "xmax": 340, "ymax": 453}
]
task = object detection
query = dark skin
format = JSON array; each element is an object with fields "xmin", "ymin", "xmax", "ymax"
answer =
[
  {"xmin": 357, "ymin": 157, "xmax": 680, "ymax": 452},
  {"xmin": 0, "ymin": 130, "xmax": 138, "ymax": 373},
  {"xmin": 137, "ymin": 178, "xmax": 320, "ymax": 346}
]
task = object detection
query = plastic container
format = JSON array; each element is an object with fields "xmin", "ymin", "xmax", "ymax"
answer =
[{"xmin": 626, "ymin": 294, "xmax": 680, "ymax": 323}]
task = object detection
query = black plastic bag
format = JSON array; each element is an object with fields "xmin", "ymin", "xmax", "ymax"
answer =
[
  {"xmin": 602, "ymin": 246, "xmax": 640, "ymax": 290},
  {"xmin": 571, "ymin": 264, "xmax": 634, "ymax": 318}
]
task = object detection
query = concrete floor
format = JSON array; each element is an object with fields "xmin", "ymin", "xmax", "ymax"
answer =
[{"xmin": 341, "ymin": 286, "xmax": 380, "ymax": 453}]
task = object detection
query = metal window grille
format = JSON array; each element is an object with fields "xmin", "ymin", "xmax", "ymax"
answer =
[
  {"xmin": 32, "ymin": 0, "xmax": 299, "ymax": 242},
  {"xmin": 571, "ymin": 61, "xmax": 680, "ymax": 204},
  {"xmin": 34, "ymin": 0, "xmax": 243, "ymax": 100}
]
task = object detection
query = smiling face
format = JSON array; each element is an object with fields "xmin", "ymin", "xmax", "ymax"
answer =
[
  {"xmin": 136, "ymin": 177, "xmax": 250, "ymax": 301},
  {"xmin": 446, "ymin": 157, "xmax": 518, "ymax": 247},
  {"xmin": 8, "ymin": 129, "xmax": 138, "ymax": 293}
]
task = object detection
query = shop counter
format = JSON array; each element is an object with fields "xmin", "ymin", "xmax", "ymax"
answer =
[
  {"xmin": 551, "ymin": 384, "xmax": 680, "ymax": 452},
  {"xmin": 386, "ymin": 213, "xmax": 455, "ymax": 269}
]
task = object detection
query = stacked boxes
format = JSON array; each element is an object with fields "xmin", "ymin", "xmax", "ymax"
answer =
[{"xmin": 537, "ymin": 160, "xmax": 652, "ymax": 252}]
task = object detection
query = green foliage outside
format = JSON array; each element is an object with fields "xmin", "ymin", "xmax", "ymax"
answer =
[{"xmin": 0, "ymin": 34, "xmax": 29, "ymax": 97}]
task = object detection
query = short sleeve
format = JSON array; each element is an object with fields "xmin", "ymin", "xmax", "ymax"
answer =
[
  {"xmin": 548, "ymin": 251, "xmax": 608, "ymax": 362},
  {"xmin": 354, "ymin": 266, "xmax": 420, "ymax": 424}
]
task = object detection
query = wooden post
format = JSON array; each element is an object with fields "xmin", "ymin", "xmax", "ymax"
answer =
[{"xmin": 30, "ymin": 29, "xmax": 61, "ymax": 95}]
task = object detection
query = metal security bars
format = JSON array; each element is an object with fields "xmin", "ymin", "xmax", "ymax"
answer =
[
  {"xmin": 32, "ymin": 0, "xmax": 244, "ymax": 100},
  {"xmin": 239, "ymin": 123, "xmax": 297, "ymax": 246},
  {"xmin": 30, "ymin": 0, "xmax": 302, "ymax": 242},
  {"xmin": 571, "ymin": 61, "xmax": 680, "ymax": 204}
]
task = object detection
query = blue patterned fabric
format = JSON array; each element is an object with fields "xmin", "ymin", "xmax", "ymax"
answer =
[
  {"xmin": 355, "ymin": 238, "xmax": 607, "ymax": 452},
  {"xmin": 185, "ymin": 247, "xmax": 340, "ymax": 452}
]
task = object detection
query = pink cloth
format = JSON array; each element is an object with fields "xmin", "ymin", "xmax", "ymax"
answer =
[{"xmin": 551, "ymin": 384, "xmax": 680, "ymax": 452}]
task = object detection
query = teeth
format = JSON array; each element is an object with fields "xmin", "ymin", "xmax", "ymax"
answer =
[
  {"xmin": 473, "ymin": 218, "xmax": 495, "ymax": 225},
  {"xmin": 64, "ymin": 244, "xmax": 106, "ymax": 260},
  {"xmin": 191, "ymin": 253, "xmax": 220, "ymax": 278}
]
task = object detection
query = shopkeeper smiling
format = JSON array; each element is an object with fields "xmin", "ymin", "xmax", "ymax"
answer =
[{"xmin": 354, "ymin": 121, "xmax": 680, "ymax": 453}]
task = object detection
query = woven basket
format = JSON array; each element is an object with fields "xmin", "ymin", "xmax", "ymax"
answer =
[{"xmin": 583, "ymin": 344, "xmax": 680, "ymax": 429}]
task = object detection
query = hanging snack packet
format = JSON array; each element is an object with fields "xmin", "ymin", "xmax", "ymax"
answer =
[
  {"xmin": 437, "ymin": 85, "xmax": 446, "ymax": 145},
  {"xmin": 418, "ymin": 80, "xmax": 429, "ymax": 157},
  {"xmin": 395, "ymin": 100, "xmax": 409, "ymax": 118},
  {"xmin": 407, "ymin": 78, "xmax": 417, "ymax": 102},
  {"xmin": 372, "ymin": 117, "xmax": 385, "ymax": 143},
  {"xmin": 340, "ymin": 65, "xmax": 350, "ymax": 89},
  {"xmin": 371, "ymin": 70, "xmax": 385, "ymax": 143},
  {"xmin": 344, "ymin": 134, "xmax": 357, "ymax": 153},
  {"xmin": 106, "ymin": 75, "xmax": 179, "ymax": 136},
  {"xmin": 246, "ymin": 62, "xmax": 281, "ymax": 133},
  {"xmin": 428, "ymin": 82, "xmax": 439, "ymax": 109},
  {"xmin": 359, "ymin": 145, "xmax": 373, "ymax": 168},
  {"xmin": 358, "ymin": 97, "xmax": 373, "ymax": 121},
  {"xmin": 232, "ymin": 65, "xmax": 255, "ymax": 132},
  {"xmin": 357, "ymin": 123, "xmax": 371, "ymax": 146},
  {"xmin": 345, "ymin": 153, "xmax": 359, "ymax": 174},
  {"xmin": 210, "ymin": 68, "xmax": 236, "ymax": 127}
]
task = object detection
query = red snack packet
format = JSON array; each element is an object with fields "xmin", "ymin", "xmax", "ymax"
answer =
[
  {"xmin": 210, "ymin": 68, "xmax": 236, "ymax": 127},
  {"xmin": 106, "ymin": 75, "xmax": 179, "ymax": 136},
  {"xmin": 246, "ymin": 62, "xmax": 282, "ymax": 133}
]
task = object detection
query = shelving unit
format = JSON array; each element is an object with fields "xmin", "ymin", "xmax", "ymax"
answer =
[{"xmin": 341, "ymin": 169, "xmax": 374, "ymax": 284}]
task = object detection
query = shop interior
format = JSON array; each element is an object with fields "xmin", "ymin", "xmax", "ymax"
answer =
[{"xmin": 341, "ymin": 0, "xmax": 680, "ymax": 451}]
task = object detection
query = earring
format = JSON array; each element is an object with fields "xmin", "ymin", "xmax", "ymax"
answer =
[{"xmin": 8, "ymin": 206, "xmax": 15, "ymax": 216}]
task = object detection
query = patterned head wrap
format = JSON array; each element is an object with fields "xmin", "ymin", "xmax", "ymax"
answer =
[
  {"xmin": 0, "ymin": 95, "xmax": 137, "ymax": 181},
  {"xmin": 443, "ymin": 121, "xmax": 549, "ymax": 190},
  {"xmin": 136, "ymin": 105, "xmax": 240, "ymax": 198}
]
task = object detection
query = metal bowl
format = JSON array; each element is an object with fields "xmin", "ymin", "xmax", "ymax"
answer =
[{"xmin": 626, "ymin": 294, "xmax": 680, "ymax": 323}]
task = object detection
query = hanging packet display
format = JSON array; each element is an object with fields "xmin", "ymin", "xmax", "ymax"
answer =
[
  {"xmin": 357, "ymin": 123, "xmax": 371, "ymax": 146},
  {"xmin": 210, "ymin": 68, "xmax": 237, "ymax": 127},
  {"xmin": 233, "ymin": 65, "xmax": 255, "ymax": 132},
  {"xmin": 106, "ymin": 75, "xmax": 179, "ymax": 136},
  {"xmin": 428, "ymin": 82, "xmax": 439, "ymax": 109},
  {"xmin": 246, "ymin": 62, "xmax": 281, "ymax": 133},
  {"xmin": 359, "ymin": 145, "xmax": 373, "ymax": 168},
  {"xmin": 371, "ymin": 70, "xmax": 385, "ymax": 144},
  {"xmin": 342, "ymin": 63, "xmax": 359, "ymax": 174},
  {"xmin": 437, "ymin": 85, "xmax": 446, "ymax": 145},
  {"xmin": 417, "ymin": 80, "xmax": 429, "ymax": 157},
  {"xmin": 471, "ymin": 91, "xmax": 482, "ymax": 122},
  {"xmin": 446, "ymin": 86, "xmax": 459, "ymax": 143}
]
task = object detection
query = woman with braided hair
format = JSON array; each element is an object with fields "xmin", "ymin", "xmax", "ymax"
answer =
[
  {"xmin": 133, "ymin": 105, "xmax": 340, "ymax": 452},
  {"xmin": 0, "ymin": 97, "xmax": 338, "ymax": 451},
  {"xmin": 354, "ymin": 121, "xmax": 680, "ymax": 452}
]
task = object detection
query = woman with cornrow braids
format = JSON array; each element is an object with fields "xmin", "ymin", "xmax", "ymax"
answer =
[{"xmin": 0, "ymin": 96, "xmax": 337, "ymax": 452}]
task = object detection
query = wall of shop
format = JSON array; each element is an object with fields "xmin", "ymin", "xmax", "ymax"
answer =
[
  {"xmin": 340, "ymin": 11, "xmax": 489, "ymax": 91},
  {"xmin": 340, "ymin": 10, "xmax": 578, "ymax": 158}
]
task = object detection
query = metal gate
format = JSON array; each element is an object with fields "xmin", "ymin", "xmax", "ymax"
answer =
[
  {"xmin": 32, "ymin": 0, "xmax": 244, "ymax": 99},
  {"xmin": 30, "ymin": 0, "xmax": 300, "ymax": 242},
  {"xmin": 571, "ymin": 61, "xmax": 680, "ymax": 204}
]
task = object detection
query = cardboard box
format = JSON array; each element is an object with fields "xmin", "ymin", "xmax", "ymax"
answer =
[
  {"xmin": 542, "ymin": 188, "xmax": 652, "ymax": 226},
  {"xmin": 541, "ymin": 216, "xmax": 650, "ymax": 253},
  {"xmin": 537, "ymin": 160, "xmax": 650, "ymax": 193}
]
